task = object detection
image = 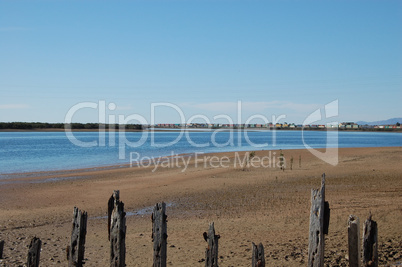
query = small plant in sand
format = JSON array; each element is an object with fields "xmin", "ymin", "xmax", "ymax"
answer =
[
  {"xmin": 290, "ymin": 156, "xmax": 293, "ymax": 170},
  {"xmin": 279, "ymin": 150, "xmax": 285, "ymax": 171},
  {"xmin": 242, "ymin": 151, "xmax": 256, "ymax": 171},
  {"xmin": 248, "ymin": 151, "xmax": 256, "ymax": 164}
]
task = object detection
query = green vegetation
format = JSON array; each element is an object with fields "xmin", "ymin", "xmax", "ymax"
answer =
[
  {"xmin": 0, "ymin": 122, "xmax": 143, "ymax": 130},
  {"xmin": 0, "ymin": 122, "xmax": 64, "ymax": 129}
]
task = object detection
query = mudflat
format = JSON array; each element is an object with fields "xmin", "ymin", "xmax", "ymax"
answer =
[{"xmin": 0, "ymin": 147, "xmax": 401, "ymax": 266}]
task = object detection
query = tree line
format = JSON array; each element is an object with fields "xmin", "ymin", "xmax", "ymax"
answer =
[{"xmin": 0, "ymin": 122, "xmax": 143, "ymax": 130}]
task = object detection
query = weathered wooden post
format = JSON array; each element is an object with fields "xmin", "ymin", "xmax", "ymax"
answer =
[
  {"xmin": 27, "ymin": 236, "xmax": 41, "ymax": 267},
  {"xmin": 152, "ymin": 202, "xmax": 167, "ymax": 267},
  {"xmin": 252, "ymin": 242, "xmax": 265, "ymax": 267},
  {"xmin": 299, "ymin": 155, "xmax": 301, "ymax": 168},
  {"xmin": 67, "ymin": 207, "xmax": 88, "ymax": 267},
  {"xmin": 324, "ymin": 201, "xmax": 330, "ymax": 235},
  {"xmin": 0, "ymin": 240, "xmax": 4, "ymax": 259},
  {"xmin": 108, "ymin": 190, "xmax": 126, "ymax": 267},
  {"xmin": 108, "ymin": 192, "xmax": 114, "ymax": 241},
  {"xmin": 308, "ymin": 173, "xmax": 330, "ymax": 267},
  {"xmin": 348, "ymin": 215, "xmax": 361, "ymax": 267},
  {"xmin": 362, "ymin": 214, "xmax": 378, "ymax": 267},
  {"xmin": 203, "ymin": 222, "xmax": 220, "ymax": 267}
]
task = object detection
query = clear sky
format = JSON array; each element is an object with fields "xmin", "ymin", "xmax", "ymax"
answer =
[{"xmin": 1, "ymin": 0, "xmax": 401, "ymax": 125}]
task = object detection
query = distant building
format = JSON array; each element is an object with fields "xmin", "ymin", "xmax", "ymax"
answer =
[{"xmin": 339, "ymin": 122, "xmax": 359, "ymax": 129}]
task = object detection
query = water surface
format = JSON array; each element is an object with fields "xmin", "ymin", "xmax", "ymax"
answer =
[{"xmin": 0, "ymin": 130, "xmax": 400, "ymax": 175}]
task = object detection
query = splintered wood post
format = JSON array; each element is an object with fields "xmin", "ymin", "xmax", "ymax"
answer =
[
  {"xmin": 252, "ymin": 242, "xmax": 265, "ymax": 267},
  {"xmin": 204, "ymin": 222, "xmax": 220, "ymax": 267},
  {"xmin": 362, "ymin": 214, "xmax": 378, "ymax": 267},
  {"xmin": 68, "ymin": 207, "xmax": 88, "ymax": 267},
  {"xmin": 324, "ymin": 200, "xmax": 330, "ymax": 235},
  {"xmin": 108, "ymin": 193, "xmax": 114, "ymax": 241},
  {"xmin": 109, "ymin": 190, "xmax": 126, "ymax": 267},
  {"xmin": 27, "ymin": 237, "xmax": 41, "ymax": 267},
  {"xmin": 308, "ymin": 173, "xmax": 329, "ymax": 267},
  {"xmin": 348, "ymin": 215, "xmax": 361, "ymax": 267},
  {"xmin": 0, "ymin": 240, "xmax": 4, "ymax": 259},
  {"xmin": 152, "ymin": 202, "xmax": 167, "ymax": 267}
]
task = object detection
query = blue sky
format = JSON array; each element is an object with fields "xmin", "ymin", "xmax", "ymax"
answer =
[{"xmin": 0, "ymin": 0, "xmax": 401, "ymax": 124}]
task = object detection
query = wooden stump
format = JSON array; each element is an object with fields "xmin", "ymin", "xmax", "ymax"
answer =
[
  {"xmin": 27, "ymin": 237, "xmax": 41, "ymax": 267},
  {"xmin": 363, "ymin": 214, "xmax": 378, "ymax": 267},
  {"xmin": 348, "ymin": 215, "xmax": 361, "ymax": 267},
  {"xmin": 308, "ymin": 174, "xmax": 328, "ymax": 267},
  {"xmin": 204, "ymin": 222, "xmax": 220, "ymax": 267},
  {"xmin": 0, "ymin": 240, "xmax": 4, "ymax": 259},
  {"xmin": 109, "ymin": 190, "xmax": 126, "ymax": 267},
  {"xmin": 68, "ymin": 207, "xmax": 88, "ymax": 267},
  {"xmin": 252, "ymin": 242, "xmax": 265, "ymax": 267},
  {"xmin": 152, "ymin": 202, "xmax": 167, "ymax": 267}
]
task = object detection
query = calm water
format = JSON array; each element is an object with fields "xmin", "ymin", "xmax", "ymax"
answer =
[{"xmin": 0, "ymin": 130, "xmax": 401, "ymax": 175}]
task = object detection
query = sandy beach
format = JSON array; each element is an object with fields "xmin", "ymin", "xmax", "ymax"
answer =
[{"xmin": 0, "ymin": 147, "xmax": 401, "ymax": 266}]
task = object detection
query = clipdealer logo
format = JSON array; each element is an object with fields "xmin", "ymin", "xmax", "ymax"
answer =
[
  {"xmin": 129, "ymin": 151, "xmax": 284, "ymax": 172},
  {"xmin": 302, "ymin": 100, "xmax": 338, "ymax": 166},
  {"xmin": 64, "ymin": 100, "xmax": 339, "ymax": 166}
]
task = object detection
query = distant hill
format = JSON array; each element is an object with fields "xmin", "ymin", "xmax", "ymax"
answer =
[{"xmin": 356, "ymin": 118, "xmax": 402, "ymax": 125}]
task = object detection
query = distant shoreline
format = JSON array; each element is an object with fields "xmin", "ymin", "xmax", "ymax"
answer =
[
  {"xmin": 0, "ymin": 127, "xmax": 401, "ymax": 132},
  {"xmin": 0, "ymin": 128, "xmax": 143, "ymax": 132},
  {"xmin": 1, "ymin": 121, "xmax": 401, "ymax": 132}
]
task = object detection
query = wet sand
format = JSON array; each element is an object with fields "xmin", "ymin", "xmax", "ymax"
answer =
[{"xmin": 0, "ymin": 147, "xmax": 401, "ymax": 266}]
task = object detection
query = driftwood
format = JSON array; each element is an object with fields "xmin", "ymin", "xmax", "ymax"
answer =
[
  {"xmin": 27, "ymin": 237, "xmax": 41, "ymax": 267},
  {"xmin": 109, "ymin": 190, "xmax": 126, "ymax": 267},
  {"xmin": 308, "ymin": 174, "xmax": 329, "ymax": 267},
  {"xmin": 152, "ymin": 202, "xmax": 167, "ymax": 267},
  {"xmin": 252, "ymin": 242, "xmax": 265, "ymax": 267},
  {"xmin": 363, "ymin": 214, "xmax": 378, "ymax": 267},
  {"xmin": 204, "ymin": 222, "xmax": 220, "ymax": 267},
  {"xmin": 68, "ymin": 207, "xmax": 88, "ymax": 267},
  {"xmin": 348, "ymin": 215, "xmax": 361, "ymax": 267}
]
